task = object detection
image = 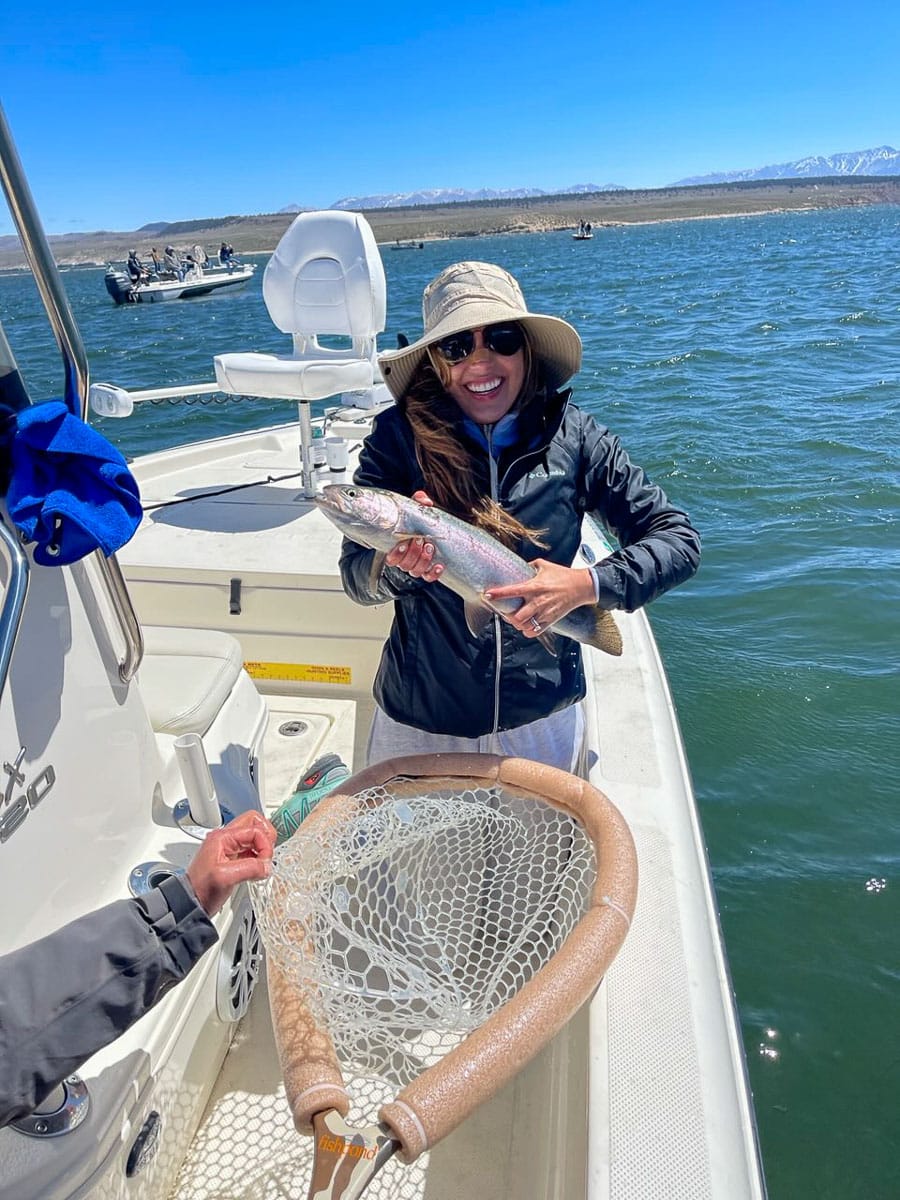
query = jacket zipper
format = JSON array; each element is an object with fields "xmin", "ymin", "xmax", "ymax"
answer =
[
  {"xmin": 497, "ymin": 392, "xmax": 570, "ymax": 492},
  {"xmin": 483, "ymin": 424, "xmax": 503, "ymax": 734},
  {"xmin": 481, "ymin": 397, "xmax": 569, "ymax": 733}
]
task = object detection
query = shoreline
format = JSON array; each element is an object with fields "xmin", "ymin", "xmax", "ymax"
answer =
[{"xmin": 1, "ymin": 176, "xmax": 899, "ymax": 270}]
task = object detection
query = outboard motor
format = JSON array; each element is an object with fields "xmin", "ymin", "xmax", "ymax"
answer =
[{"xmin": 104, "ymin": 266, "xmax": 134, "ymax": 305}]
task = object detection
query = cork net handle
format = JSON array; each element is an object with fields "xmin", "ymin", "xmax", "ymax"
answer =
[{"xmin": 270, "ymin": 753, "xmax": 637, "ymax": 1157}]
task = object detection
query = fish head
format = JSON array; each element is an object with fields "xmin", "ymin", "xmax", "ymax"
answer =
[{"xmin": 314, "ymin": 484, "xmax": 404, "ymax": 550}]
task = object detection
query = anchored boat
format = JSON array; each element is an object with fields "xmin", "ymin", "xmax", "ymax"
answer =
[{"xmin": 0, "ymin": 103, "xmax": 766, "ymax": 1200}]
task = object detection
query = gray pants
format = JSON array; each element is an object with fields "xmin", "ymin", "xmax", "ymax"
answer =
[{"xmin": 366, "ymin": 702, "xmax": 589, "ymax": 778}]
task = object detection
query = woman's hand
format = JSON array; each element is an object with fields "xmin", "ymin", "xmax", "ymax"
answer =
[
  {"xmin": 384, "ymin": 490, "xmax": 444, "ymax": 582},
  {"xmin": 485, "ymin": 560, "xmax": 596, "ymax": 637}
]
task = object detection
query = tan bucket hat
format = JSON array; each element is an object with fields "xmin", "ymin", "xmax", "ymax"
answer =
[{"xmin": 378, "ymin": 261, "xmax": 582, "ymax": 400}]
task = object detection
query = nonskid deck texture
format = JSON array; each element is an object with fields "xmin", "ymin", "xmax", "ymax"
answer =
[
  {"xmin": 126, "ymin": 437, "xmax": 345, "ymax": 576},
  {"xmin": 120, "ymin": 418, "xmax": 762, "ymax": 1199},
  {"xmin": 125, "ymin": 416, "xmax": 378, "ymax": 578},
  {"xmin": 170, "ymin": 968, "xmax": 588, "ymax": 1200}
]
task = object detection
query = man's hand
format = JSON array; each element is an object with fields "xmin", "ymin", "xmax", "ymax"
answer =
[
  {"xmin": 186, "ymin": 810, "xmax": 277, "ymax": 916},
  {"xmin": 384, "ymin": 490, "xmax": 443, "ymax": 582}
]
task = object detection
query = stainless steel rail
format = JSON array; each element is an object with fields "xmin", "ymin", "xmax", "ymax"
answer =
[
  {"xmin": 0, "ymin": 103, "xmax": 143, "ymax": 681},
  {"xmin": 0, "ymin": 516, "xmax": 30, "ymax": 706}
]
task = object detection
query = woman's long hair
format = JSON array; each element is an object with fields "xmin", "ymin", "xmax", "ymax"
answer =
[{"xmin": 398, "ymin": 329, "xmax": 547, "ymax": 548}]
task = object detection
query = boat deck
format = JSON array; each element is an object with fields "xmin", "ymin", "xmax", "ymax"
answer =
[{"xmin": 113, "ymin": 413, "xmax": 764, "ymax": 1199}]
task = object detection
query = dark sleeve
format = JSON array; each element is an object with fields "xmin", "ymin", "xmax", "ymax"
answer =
[
  {"xmin": 581, "ymin": 416, "xmax": 701, "ymax": 612},
  {"xmin": 0, "ymin": 875, "xmax": 217, "ymax": 1127},
  {"xmin": 338, "ymin": 410, "xmax": 429, "ymax": 605}
]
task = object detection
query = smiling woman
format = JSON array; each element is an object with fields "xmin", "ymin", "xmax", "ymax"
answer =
[
  {"xmin": 432, "ymin": 322, "xmax": 527, "ymax": 423},
  {"xmin": 338, "ymin": 259, "xmax": 702, "ymax": 772}
]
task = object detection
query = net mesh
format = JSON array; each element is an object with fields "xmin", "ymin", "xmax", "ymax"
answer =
[{"xmin": 252, "ymin": 777, "xmax": 597, "ymax": 1106}]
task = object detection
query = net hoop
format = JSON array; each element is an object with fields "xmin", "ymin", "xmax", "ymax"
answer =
[{"xmin": 265, "ymin": 752, "xmax": 638, "ymax": 1163}]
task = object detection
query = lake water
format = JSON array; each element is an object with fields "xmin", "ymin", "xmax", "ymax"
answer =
[{"xmin": 2, "ymin": 206, "xmax": 898, "ymax": 1199}]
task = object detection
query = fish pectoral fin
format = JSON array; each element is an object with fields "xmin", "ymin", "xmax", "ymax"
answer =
[
  {"xmin": 368, "ymin": 551, "xmax": 388, "ymax": 593},
  {"xmin": 463, "ymin": 601, "xmax": 494, "ymax": 640},
  {"xmin": 393, "ymin": 518, "xmax": 434, "ymax": 542}
]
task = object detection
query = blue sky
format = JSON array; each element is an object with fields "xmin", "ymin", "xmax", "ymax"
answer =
[{"xmin": 2, "ymin": 0, "xmax": 898, "ymax": 235}]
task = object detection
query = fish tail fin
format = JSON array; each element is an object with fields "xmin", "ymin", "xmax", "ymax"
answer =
[{"xmin": 585, "ymin": 608, "xmax": 623, "ymax": 656}]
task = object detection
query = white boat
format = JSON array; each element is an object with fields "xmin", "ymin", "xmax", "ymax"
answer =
[
  {"xmin": 104, "ymin": 253, "xmax": 256, "ymax": 305},
  {"xmin": 0, "ymin": 105, "xmax": 766, "ymax": 1200}
]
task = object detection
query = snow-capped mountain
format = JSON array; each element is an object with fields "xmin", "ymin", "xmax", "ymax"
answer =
[
  {"xmin": 327, "ymin": 183, "xmax": 625, "ymax": 210},
  {"xmin": 672, "ymin": 146, "xmax": 900, "ymax": 186}
]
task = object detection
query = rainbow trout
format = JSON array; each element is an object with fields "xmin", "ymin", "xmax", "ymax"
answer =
[{"xmin": 315, "ymin": 484, "xmax": 622, "ymax": 656}]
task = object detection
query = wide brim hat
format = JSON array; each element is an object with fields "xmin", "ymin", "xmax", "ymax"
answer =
[{"xmin": 378, "ymin": 261, "xmax": 582, "ymax": 400}]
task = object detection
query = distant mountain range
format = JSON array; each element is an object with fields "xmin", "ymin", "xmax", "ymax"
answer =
[
  {"xmin": 672, "ymin": 145, "xmax": 900, "ymax": 186},
  {"xmin": 3, "ymin": 148, "xmax": 898, "ymax": 260},
  {"xmin": 279, "ymin": 183, "xmax": 626, "ymax": 213},
  {"xmin": 273, "ymin": 147, "xmax": 900, "ymax": 211}
]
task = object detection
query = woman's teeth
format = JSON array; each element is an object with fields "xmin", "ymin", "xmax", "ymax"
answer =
[{"xmin": 467, "ymin": 378, "xmax": 502, "ymax": 394}]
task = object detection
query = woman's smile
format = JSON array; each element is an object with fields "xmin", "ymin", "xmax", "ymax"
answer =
[{"xmin": 466, "ymin": 376, "xmax": 503, "ymax": 394}]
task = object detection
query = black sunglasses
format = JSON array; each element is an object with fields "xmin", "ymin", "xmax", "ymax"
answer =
[{"xmin": 433, "ymin": 322, "xmax": 525, "ymax": 364}]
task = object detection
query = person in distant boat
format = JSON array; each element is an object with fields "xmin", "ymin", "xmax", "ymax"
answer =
[
  {"xmin": 126, "ymin": 248, "xmax": 146, "ymax": 285},
  {"xmin": 0, "ymin": 809, "xmax": 276, "ymax": 1127},
  {"xmin": 150, "ymin": 246, "xmax": 162, "ymax": 277},
  {"xmin": 219, "ymin": 242, "xmax": 236, "ymax": 270},
  {"xmin": 584, "ymin": 221, "xmax": 592, "ymax": 234},
  {"xmin": 339, "ymin": 261, "xmax": 701, "ymax": 774},
  {"xmin": 164, "ymin": 244, "xmax": 184, "ymax": 281}
]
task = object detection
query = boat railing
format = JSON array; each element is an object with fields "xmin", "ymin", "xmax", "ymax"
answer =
[
  {"xmin": 90, "ymin": 381, "xmax": 219, "ymax": 414},
  {"xmin": 0, "ymin": 515, "xmax": 30, "ymax": 706},
  {"xmin": 0, "ymin": 102, "xmax": 144, "ymax": 682}
]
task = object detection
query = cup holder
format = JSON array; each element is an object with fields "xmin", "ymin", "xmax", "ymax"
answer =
[
  {"xmin": 128, "ymin": 861, "xmax": 185, "ymax": 898},
  {"xmin": 10, "ymin": 1075, "xmax": 89, "ymax": 1137}
]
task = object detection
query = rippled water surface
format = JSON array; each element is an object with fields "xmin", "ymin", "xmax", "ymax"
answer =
[{"xmin": 2, "ymin": 206, "xmax": 898, "ymax": 1199}]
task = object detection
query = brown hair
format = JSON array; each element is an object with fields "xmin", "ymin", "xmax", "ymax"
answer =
[{"xmin": 399, "ymin": 329, "xmax": 547, "ymax": 548}]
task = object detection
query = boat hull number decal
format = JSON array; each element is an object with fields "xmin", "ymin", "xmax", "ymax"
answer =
[{"xmin": 1, "ymin": 747, "xmax": 56, "ymax": 843}]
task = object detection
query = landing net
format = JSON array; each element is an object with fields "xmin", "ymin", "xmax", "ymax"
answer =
[{"xmin": 253, "ymin": 775, "xmax": 596, "ymax": 1096}]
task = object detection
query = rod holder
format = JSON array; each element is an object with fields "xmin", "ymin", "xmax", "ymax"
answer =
[{"xmin": 174, "ymin": 734, "xmax": 222, "ymax": 830}]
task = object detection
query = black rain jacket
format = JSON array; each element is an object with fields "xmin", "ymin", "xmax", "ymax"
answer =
[
  {"xmin": 339, "ymin": 389, "xmax": 700, "ymax": 737},
  {"xmin": 0, "ymin": 876, "xmax": 216, "ymax": 1127}
]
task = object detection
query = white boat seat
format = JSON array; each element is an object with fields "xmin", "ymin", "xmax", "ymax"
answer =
[
  {"xmin": 139, "ymin": 626, "xmax": 244, "ymax": 737},
  {"xmin": 213, "ymin": 210, "xmax": 386, "ymax": 403},
  {"xmin": 214, "ymin": 353, "xmax": 372, "ymax": 401}
]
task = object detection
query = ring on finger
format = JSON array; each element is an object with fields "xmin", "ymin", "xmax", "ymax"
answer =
[{"xmin": 530, "ymin": 616, "xmax": 543, "ymax": 633}]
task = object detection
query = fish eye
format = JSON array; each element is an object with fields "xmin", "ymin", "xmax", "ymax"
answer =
[{"xmin": 345, "ymin": 488, "xmax": 359, "ymax": 497}]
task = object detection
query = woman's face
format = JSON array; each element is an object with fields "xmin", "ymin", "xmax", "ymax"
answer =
[{"xmin": 441, "ymin": 327, "xmax": 526, "ymax": 424}]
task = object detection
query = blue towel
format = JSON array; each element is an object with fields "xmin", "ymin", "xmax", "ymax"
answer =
[{"xmin": 2, "ymin": 400, "xmax": 142, "ymax": 566}]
